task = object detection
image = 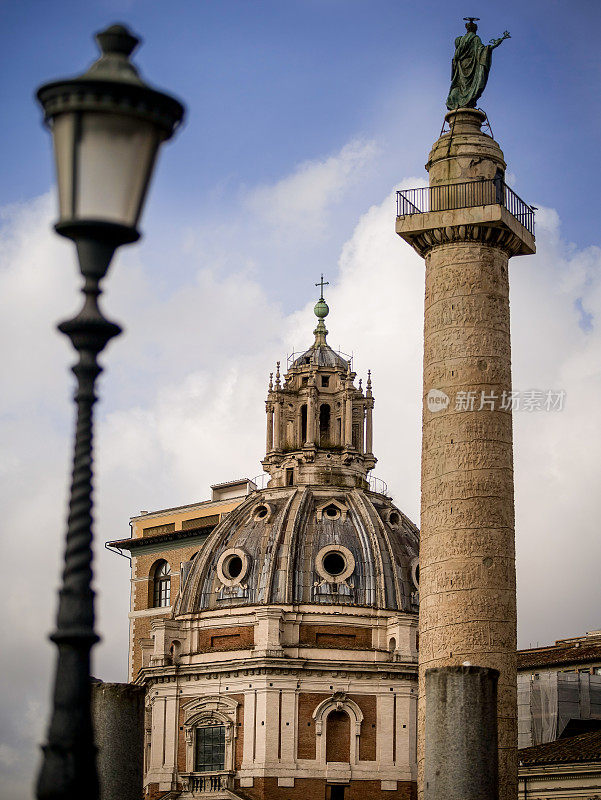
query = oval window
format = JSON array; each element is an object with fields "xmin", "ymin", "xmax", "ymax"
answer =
[
  {"xmin": 223, "ymin": 554, "xmax": 243, "ymax": 579},
  {"xmin": 252, "ymin": 503, "xmax": 272, "ymax": 522}
]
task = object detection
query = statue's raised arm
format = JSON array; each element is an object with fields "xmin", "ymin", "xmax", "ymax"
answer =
[
  {"xmin": 446, "ymin": 19, "xmax": 510, "ymax": 111},
  {"xmin": 490, "ymin": 31, "xmax": 511, "ymax": 49}
]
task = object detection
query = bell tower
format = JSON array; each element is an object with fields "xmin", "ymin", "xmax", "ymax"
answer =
[{"xmin": 262, "ymin": 281, "xmax": 376, "ymax": 489}]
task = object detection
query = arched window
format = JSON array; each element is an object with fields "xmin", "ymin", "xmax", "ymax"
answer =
[
  {"xmin": 183, "ymin": 696, "xmax": 239, "ymax": 778},
  {"xmin": 319, "ymin": 403, "xmax": 331, "ymax": 444},
  {"xmin": 152, "ymin": 560, "xmax": 171, "ymax": 608}
]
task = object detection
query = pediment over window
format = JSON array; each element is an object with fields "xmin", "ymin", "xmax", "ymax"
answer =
[
  {"xmin": 183, "ymin": 695, "xmax": 239, "ymax": 726},
  {"xmin": 315, "ymin": 498, "xmax": 348, "ymax": 521}
]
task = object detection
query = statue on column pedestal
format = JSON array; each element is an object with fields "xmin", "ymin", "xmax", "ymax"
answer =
[{"xmin": 446, "ymin": 18, "xmax": 510, "ymax": 110}]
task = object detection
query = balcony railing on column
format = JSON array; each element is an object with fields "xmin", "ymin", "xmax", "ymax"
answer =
[{"xmin": 396, "ymin": 178, "xmax": 535, "ymax": 235}]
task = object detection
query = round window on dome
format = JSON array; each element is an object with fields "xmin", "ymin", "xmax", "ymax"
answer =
[
  {"xmin": 411, "ymin": 557, "xmax": 419, "ymax": 589},
  {"xmin": 322, "ymin": 551, "xmax": 346, "ymax": 576},
  {"xmin": 252, "ymin": 503, "xmax": 272, "ymax": 522},
  {"xmin": 324, "ymin": 504, "xmax": 340, "ymax": 520},
  {"xmin": 216, "ymin": 548, "xmax": 249, "ymax": 586},
  {"xmin": 315, "ymin": 545, "xmax": 355, "ymax": 584},
  {"xmin": 223, "ymin": 554, "xmax": 243, "ymax": 580},
  {"xmin": 388, "ymin": 511, "xmax": 400, "ymax": 527}
]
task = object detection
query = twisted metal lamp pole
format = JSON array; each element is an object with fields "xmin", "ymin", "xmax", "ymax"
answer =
[{"xmin": 35, "ymin": 25, "xmax": 184, "ymax": 799}]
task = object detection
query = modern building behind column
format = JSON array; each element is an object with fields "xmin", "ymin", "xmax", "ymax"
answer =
[
  {"xmin": 517, "ymin": 632, "xmax": 601, "ymax": 799},
  {"xmin": 108, "ymin": 297, "xmax": 421, "ymax": 800}
]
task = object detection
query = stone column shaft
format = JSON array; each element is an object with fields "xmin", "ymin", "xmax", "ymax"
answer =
[
  {"xmin": 358, "ymin": 404, "xmax": 365, "ymax": 454},
  {"xmin": 92, "ymin": 682, "xmax": 145, "ymax": 800},
  {"xmin": 273, "ymin": 401, "xmax": 282, "ymax": 451},
  {"xmin": 344, "ymin": 396, "xmax": 353, "ymax": 446},
  {"xmin": 418, "ymin": 240, "xmax": 517, "ymax": 800},
  {"xmin": 395, "ymin": 108, "xmax": 534, "ymax": 800},
  {"xmin": 424, "ymin": 666, "xmax": 499, "ymax": 800},
  {"xmin": 266, "ymin": 406, "xmax": 274, "ymax": 452},
  {"xmin": 366, "ymin": 404, "xmax": 373, "ymax": 454},
  {"xmin": 307, "ymin": 392, "xmax": 316, "ymax": 444}
]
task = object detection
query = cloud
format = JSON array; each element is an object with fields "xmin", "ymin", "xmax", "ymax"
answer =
[
  {"xmin": 1, "ymin": 138, "xmax": 601, "ymax": 795},
  {"xmin": 247, "ymin": 139, "xmax": 377, "ymax": 235}
]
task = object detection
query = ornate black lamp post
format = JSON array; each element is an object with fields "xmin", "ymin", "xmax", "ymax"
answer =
[{"xmin": 35, "ymin": 25, "xmax": 184, "ymax": 799}]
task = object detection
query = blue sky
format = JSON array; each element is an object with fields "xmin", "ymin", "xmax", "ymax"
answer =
[
  {"xmin": 3, "ymin": 0, "xmax": 601, "ymax": 287},
  {"xmin": 2, "ymin": 2, "xmax": 601, "ymax": 795}
]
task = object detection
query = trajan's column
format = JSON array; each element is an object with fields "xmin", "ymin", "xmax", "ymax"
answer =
[{"xmin": 396, "ymin": 21, "xmax": 535, "ymax": 800}]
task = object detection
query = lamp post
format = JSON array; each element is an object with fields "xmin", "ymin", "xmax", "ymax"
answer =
[{"xmin": 35, "ymin": 25, "xmax": 184, "ymax": 799}]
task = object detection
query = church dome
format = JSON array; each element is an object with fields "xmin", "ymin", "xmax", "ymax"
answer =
[
  {"xmin": 176, "ymin": 283, "xmax": 420, "ymax": 618},
  {"xmin": 176, "ymin": 484, "xmax": 419, "ymax": 614},
  {"xmin": 291, "ymin": 341, "xmax": 348, "ymax": 370}
]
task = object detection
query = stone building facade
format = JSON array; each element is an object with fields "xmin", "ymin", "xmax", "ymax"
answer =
[
  {"xmin": 108, "ymin": 478, "xmax": 258, "ymax": 682},
  {"xmin": 109, "ymin": 296, "xmax": 420, "ymax": 800}
]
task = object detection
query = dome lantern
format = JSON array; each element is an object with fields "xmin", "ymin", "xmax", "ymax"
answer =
[{"xmin": 263, "ymin": 280, "xmax": 376, "ymax": 489}]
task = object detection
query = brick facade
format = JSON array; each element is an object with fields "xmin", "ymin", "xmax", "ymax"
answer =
[
  {"xmin": 197, "ymin": 625, "xmax": 255, "ymax": 652},
  {"xmin": 299, "ymin": 624, "xmax": 372, "ymax": 650},
  {"xmin": 234, "ymin": 777, "xmax": 416, "ymax": 800}
]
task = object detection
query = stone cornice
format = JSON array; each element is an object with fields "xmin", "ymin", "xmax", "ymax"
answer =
[
  {"xmin": 108, "ymin": 525, "xmax": 216, "ymax": 551},
  {"xmin": 135, "ymin": 656, "xmax": 418, "ymax": 686},
  {"xmin": 414, "ymin": 223, "xmax": 525, "ymax": 258}
]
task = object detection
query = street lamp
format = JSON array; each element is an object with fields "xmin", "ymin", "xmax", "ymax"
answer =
[{"xmin": 35, "ymin": 24, "xmax": 184, "ymax": 799}]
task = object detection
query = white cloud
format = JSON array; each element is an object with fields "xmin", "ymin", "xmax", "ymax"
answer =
[
  {"xmin": 2, "ymin": 138, "xmax": 601, "ymax": 795},
  {"xmin": 247, "ymin": 139, "xmax": 377, "ymax": 235}
]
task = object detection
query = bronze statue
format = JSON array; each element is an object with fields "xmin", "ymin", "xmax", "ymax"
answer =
[{"xmin": 446, "ymin": 18, "xmax": 510, "ymax": 110}]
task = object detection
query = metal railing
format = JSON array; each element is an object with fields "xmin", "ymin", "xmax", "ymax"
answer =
[
  {"xmin": 250, "ymin": 472, "xmax": 270, "ymax": 490},
  {"xmin": 286, "ymin": 347, "xmax": 353, "ymax": 368},
  {"xmin": 368, "ymin": 475, "xmax": 388, "ymax": 495},
  {"xmin": 396, "ymin": 178, "xmax": 535, "ymax": 235}
]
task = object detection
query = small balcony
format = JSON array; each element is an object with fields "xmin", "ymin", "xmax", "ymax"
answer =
[
  {"xmin": 181, "ymin": 771, "xmax": 233, "ymax": 795},
  {"xmin": 397, "ymin": 178, "xmax": 535, "ymax": 234},
  {"xmin": 395, "ymin": 178, "xmax": 536, "ymax": 257}
]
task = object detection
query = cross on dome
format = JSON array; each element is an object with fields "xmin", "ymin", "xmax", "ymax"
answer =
[{"xmin": 315, "ymin": 273, "xmax": 329, "ymax": 300}]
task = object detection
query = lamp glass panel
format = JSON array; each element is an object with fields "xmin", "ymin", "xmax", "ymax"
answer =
[
  {"xmin": 75, "ymin": 112, "xmax": 160, "ymax": 227},
  {"xmin": 52, "ymin": 113, "xmax": 76, "ymax": 220}
]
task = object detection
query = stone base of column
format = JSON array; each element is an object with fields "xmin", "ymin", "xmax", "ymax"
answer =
[
  {"xmin": 92, "ymin": 680, "xmax": 145, "ymax": 800},
  {"xmin": 424, "ymin": 666, "xmax": 498, "ymax": 800}
]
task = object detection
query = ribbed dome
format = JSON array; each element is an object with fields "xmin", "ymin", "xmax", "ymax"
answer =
[
  {"xmin": 291, "ymin": 342, "xmax": 348, "ymax": 370},
  {"xmin": 176, "ymin": 485, "xmax": 419, "ymax": 615}
]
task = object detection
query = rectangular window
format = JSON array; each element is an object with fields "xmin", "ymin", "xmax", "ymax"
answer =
[
  {"xmin": 321, "ymin": 376, "xmax": 330, "ymax": 387},
  {"xmin": 286, "ymin": 468, "xmax": 294, "ymax": 486},
  {"xmin": 153, "ymin": 577, "xmax": 171, "ymax": 608},
  {"xmin": 301, "ymin": 377, "xmax": 309, "ymax": 386},
  {"xmin": 195, "ymin": 725, "xmax": 226, "ymax": 772}
]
